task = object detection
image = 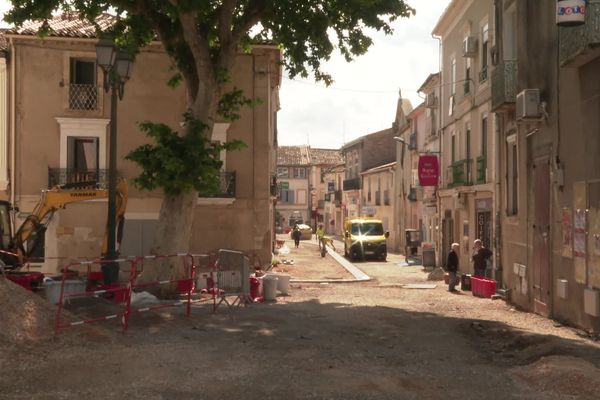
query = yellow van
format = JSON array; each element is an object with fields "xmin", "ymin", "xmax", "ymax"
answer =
[{"xmin": 343, "ymin": 218, "xmax": 389, "ymax": 261}]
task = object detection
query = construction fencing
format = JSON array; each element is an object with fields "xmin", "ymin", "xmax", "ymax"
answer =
[{"xmin": 53, "ymin": 250, "xmax": 252, "ymax": 335}]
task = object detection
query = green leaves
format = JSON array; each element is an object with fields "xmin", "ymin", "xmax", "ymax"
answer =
[{"xmin": 125, "ymin": 112, "xmax": 247, "ymax": 196}]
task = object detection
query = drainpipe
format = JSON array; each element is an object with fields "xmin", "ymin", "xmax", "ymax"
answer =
[
  {"xmin": 432, "ymin": 33, "xmax": 442, "ymax": 266},
  {"xmin": 9, "ymin": 37, "xmax": 16, "ymax": 213}
]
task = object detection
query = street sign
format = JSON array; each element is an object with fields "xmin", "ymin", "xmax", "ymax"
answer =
[{"xmin": 418, "ymin": 155, "xmax": 439, "ymax": 187}]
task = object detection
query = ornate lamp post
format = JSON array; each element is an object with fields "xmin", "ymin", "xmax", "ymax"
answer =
[{"xmin": 96, "ymin": 37, "xmax": 133, "ymax": 284}]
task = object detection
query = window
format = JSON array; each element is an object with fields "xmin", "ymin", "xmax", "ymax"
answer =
[
  {"xmin": 507, "ymin": 136, "xmax": 518, "ymax": 215},
  {"xmin": 67, "ymin": 137, "xmax": 98, "ymax": 176},
  {"xmin": 292, "ymin": 167, "xmax": 306, "ymax": 179},
  {"xmin": 481, "ymin": 114, "xmax": 488, "ymax": 158},
  {"xmin": 451, "ymin": 133, "xmax": 456, "ymax": 164},
  {"xmin": 280, "ymin": 189, "xmax": 295, "ymax": 204},
  {"xmin": 465, "ymin": 123, "xmax": 471, "ymax": 161},
  {"xmin": 69, "ymin": 58, "xmax": 98, "ymax": 111},
  {"xmin": 503, "ymin": 5, "xmax": 517, "ymax": 61},
  {"xmin": 277, "ymin": 167, "xmax": 289, "ymax": 178},
  {"xmin": 451, "ymin": 58, "xmax": 457, "ymax": 96},
  {"xmin": 464, "ymin": 58, "xmax": 471, "ymax": 94},
  {"xmin": 480, "ymin": 23, "xmax": 489, "ymax": 82}
]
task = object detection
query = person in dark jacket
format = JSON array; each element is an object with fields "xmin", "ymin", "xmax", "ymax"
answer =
[
  {"xmin": 472, "ymin": 239, "xmax": 492, "ymax": 277},
  {"xmin": 292, "ymin": 225, "xmax": 301, "ymax": 248},
  {"xmin": 447, "ymin": 243, "xmax": 460, "ymax": 292}
]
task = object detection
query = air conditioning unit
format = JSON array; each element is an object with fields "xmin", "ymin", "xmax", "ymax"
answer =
[
  {"xmin": 516, "ymin": 89, "xmax": 542, "ymax": 121},
  {"xmin": 426, "ymin": 93, "xmax": 437, "ymax": 108},
  {"xmin": 463, "ymin": 36, "xmax": 478, "ymax": 58}
]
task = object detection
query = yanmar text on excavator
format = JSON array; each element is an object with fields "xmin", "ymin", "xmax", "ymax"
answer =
[{"xmin": 0, "ymin": 179, "xmax": 128, "ymax": 291}]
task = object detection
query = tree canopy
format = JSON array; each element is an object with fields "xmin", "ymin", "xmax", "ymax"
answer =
[{"xmin": 6, "ymin": 1, "xmax": 415, "ymax": 114}]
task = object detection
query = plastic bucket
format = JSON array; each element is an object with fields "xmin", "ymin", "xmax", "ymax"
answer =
[
  {"xmin": 262, "ymin": 275, "xmax": 278, "ymax": 301},
  {"xmin": 44, "ymin": 279, "xmax": 86, "ymax": 305},
  {"xmin": 275, "ymin": 274, "xmax": 291, "ymax": 295},
  {"xmin": 461, "ymin": 274, "xmax": 472, "ymax": 291}
]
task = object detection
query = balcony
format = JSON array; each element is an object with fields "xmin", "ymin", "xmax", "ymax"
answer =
[
  {"xmin": 68, "ymin": 84, "xmax": 99, "ymax": 111},
  {"xmin": 560, "ymin": 1, "xmax": 600, "ymax": 67},
  {"xmin": 463, "ymin": 81, "xmax": 471, "ymax": 96},
  {"xmin": 447, "ymin": 159, "xmax": 472, "ymax": 188},
  {"xmin": 199, "ymin": 171, "xmax": 236, "ymax": 198},
  {"xmin": 491, "ymin": 60, "xmax": 517, "ymax": 111},
  {"xmin": 476, "ymin": 155, "xmax": 487, "ymax": 184},
  {"xmin": 343, "ymin": 177, "xmax": 360, "ymax": 191},
  {"xmin": 48, "ymin": 168, "xmax": 108, "ymax": 188},
  {"xmin": 478, "ymin": 67, "xmax": 488, "ymax": 83}
]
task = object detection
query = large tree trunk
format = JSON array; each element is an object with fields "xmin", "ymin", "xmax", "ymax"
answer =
[{"xmin": 143, "ymin": 191, "xmax": 198, "ymax": 295}]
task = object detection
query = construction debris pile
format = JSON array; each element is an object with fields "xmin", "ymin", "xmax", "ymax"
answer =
[{"xmin": 0, "ymin": 278, "xmax": 58, "ymax": 344}]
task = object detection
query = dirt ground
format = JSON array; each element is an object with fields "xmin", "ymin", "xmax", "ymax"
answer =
[{"xmin": 2, "ymin": 237, "xmax": 600, "ymax": 399}]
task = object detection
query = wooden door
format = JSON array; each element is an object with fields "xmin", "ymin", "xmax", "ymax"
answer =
[{"xmin": 533, "ymin": 158, "xmax": 551, "ymax": 316}]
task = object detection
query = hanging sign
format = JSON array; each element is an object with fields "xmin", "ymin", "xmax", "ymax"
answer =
[
  {"xmin": 418, "ymin": 155, "xmax": 439, "ymax": 187},
  {"xmin": 556, "ymin": 0, "xmax": 586, "ymax": 27}
]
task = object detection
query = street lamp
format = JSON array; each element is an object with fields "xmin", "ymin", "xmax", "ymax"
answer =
[{"xmin": 96, "ymin": 36, "xmax": 133, "ymax": 284}]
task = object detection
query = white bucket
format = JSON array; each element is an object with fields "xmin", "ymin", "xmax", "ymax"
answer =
[
  {"xmin": 44, "ymin": 279, "xmax": 86, "ymax": 305},
  {"xmin": 262, "ymin": 275, "xmax": 278, "ymax": 301},
  {"xmin": 275, "ymin": 274, "xmax": 291, "ymax": 295}
]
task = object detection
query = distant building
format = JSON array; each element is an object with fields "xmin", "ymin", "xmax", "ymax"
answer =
[{"xmin": 275, "ymin": 146, "xmax": 342, "ymax": 231}]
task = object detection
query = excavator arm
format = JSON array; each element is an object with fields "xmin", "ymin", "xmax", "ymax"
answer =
[{"xmin": 7, "ymin": 179, "xmax": 128, "ymax": 266}]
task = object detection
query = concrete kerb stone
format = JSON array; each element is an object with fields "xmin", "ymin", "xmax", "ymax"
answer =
[{"xmin": 289, "ymin": 240, "xmax": 371, "ymax": 284}]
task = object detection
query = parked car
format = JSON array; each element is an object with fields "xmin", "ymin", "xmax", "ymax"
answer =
[{"xmin": 290, "ymin": 224, "xmax": 313, "ymax": 240}]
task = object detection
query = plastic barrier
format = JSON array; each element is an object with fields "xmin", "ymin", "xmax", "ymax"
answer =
[
  {"xmin": 471, "ymin": 277, "xmax": 496, "ymax": 298},
  {"xmin": 213, "ymin": 249, "xmax": 251, "ymax": 312},
  {"xmin": 129, "ymin": 254, "xmax": 196, "ymax": 318},
  {"xmin": 54, "ymin": 258, "xmax": 137, "ymax": 335}
]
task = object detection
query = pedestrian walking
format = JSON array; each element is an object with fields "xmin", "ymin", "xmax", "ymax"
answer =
[
  {"xmin": 472, "ymin": 239, "xmax": 492, "ymax": 278},
  {"xmin": 292, "ymin": 225, "xmax": 301, "ymax": 248},
  {"xmin": 447, "ymin": 243, "xmax": 460, "ymax": 292},
  {"xmin": 316, "ymin": 224, "xmax": 325, "ymax": 249}
]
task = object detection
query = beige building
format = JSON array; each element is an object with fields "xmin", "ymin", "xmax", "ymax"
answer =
[
  {"xmin": 493, "ymin": 0, "xmax": 600, "ymax": 332},
  {"xmin": 276, "ymin": 146, "xmax": 311, "ymax": 230},
  {"xmin": 0, "ymin": 14, "xmax": 281, "ymax": 271},
  {"xmin": 433, "ymin": 0, "xmax": 497, "ymax": 274},
  {"xmin": 307, "ymin": 148, "xmax": 343, "ymax": 230},
  {"xmin": 361, "ymin": 162, "xmax": 396, "ymax": 245},
  {"xmin": 322, "ymin": 164, "xmax": 344, "ymax": 235}
]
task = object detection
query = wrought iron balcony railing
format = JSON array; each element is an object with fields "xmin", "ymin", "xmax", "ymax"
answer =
[
  {"xmin": 560, "ymin": 1, "xmax": 600, "ymax": 66},
  {"xmin": 491, "ymin": 60, "xmax": 518, "ymax": 111},
  {"xmin": 446, "ymin": 159, "xmax": 473, "ymax": 188},
  {"xmin": 199, "ymin": 171, "xmax": 236, "ymax": 198},
  {"xmin": 479, "ymin": 67, "xmax": 488, "ymax": 83},
  {"xmin": 69, "ymin": 84, "xmax": 99, "ymax": 111},
  {"xmin": 48, "ymin": 168, "xmax": 107, "ymax": 188},
  {"xmin": 476, "ymin": 155, "xmax": 487, "ymax": 185}
]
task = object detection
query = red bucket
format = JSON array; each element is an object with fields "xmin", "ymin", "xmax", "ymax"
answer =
[{"xmin": 471, "ymin": 277, "xmax": 496, "ymax": 298}]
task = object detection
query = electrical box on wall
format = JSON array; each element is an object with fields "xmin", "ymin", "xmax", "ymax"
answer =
[
  {"xmin": 584, "ymin": 288, "xmax": 600, "ymax": 317},
  {"xmin": 557, "ymin": 279, "xmax": 568, "ymax": 300}
]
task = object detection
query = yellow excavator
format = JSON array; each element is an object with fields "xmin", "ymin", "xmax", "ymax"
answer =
[{"xmin": 0, "ymin": 179, "xmax": 128, "ymax": 290}]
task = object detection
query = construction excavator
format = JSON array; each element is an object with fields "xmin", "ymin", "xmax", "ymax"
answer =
[{"xmin": 0, "ymin": 179, "xmax": 128, "ymax": 290}]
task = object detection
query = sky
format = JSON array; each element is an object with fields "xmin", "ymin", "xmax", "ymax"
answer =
[
  {"xmin": 279, "ymin": 0, "xmax": 451, "ymax": 149},
  {"xmin": 0, "ymin": 0, "xmax": 451, "ymax": 149}
]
